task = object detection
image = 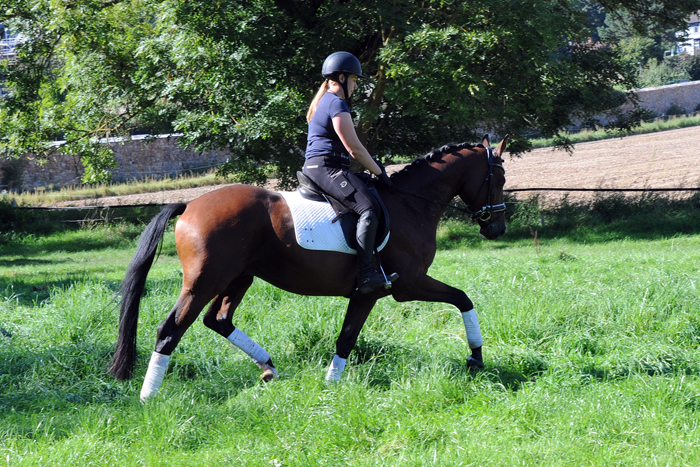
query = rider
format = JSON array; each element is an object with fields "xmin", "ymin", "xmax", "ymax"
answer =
[{"xmin": 303, "ymin": 51, "xmax": 395, "ymax": 295}]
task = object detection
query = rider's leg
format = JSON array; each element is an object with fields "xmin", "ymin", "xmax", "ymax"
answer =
[
  {"xmin": 355, "ymin": 209, "xmax": 387, "ymax": 293},
  {"xmin": 302, "ymin": 158, "xmax": 395, "ymax": 294}
]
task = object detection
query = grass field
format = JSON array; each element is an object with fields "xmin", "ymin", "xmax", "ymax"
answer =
[{"xmin": 1, "ymin": 196, "xmax": 700, "ymax": 466}]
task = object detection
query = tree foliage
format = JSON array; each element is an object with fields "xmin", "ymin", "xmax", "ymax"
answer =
[{"xmin": 1, "ymin": 0, "xmax": 699, "ymax": 186}]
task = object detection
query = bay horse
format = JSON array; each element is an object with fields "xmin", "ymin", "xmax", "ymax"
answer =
[{"xmin": 109, "ymin": 136, "xmax": 507, "ymax": 400}]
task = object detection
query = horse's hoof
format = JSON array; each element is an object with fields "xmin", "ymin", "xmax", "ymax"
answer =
[
  {"xmin": 466, "ymin": 355, "xmax": 484, "ymax": 370},
  {"xmin": 260, "ymin": 366, "xmax": 278, "ymax": 382}
]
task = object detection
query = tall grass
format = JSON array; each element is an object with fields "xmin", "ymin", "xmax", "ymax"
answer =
[{"xmin": 1, "ymin": 197, "xmax": 700, "ymax": 465}]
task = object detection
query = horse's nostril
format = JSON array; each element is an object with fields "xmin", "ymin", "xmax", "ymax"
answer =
[{"xmin": 498, "ymin": 227, "xmax": 506, "ymax": 237}]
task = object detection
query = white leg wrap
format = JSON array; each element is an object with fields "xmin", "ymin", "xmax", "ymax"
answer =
[
  {"xmin": 140, "ymin": 352, "xmax": 171, "ymax": 402},
  {"xmin": 461, "ymin": 309, "xmax": 483, "ymax": 349},
  {"xmin": 227, "ymin": 328, "xmax": 271, "ymax": 365},
  {"xmin": 325, "ymin": 354, "xmax": 347, "ymax": 382}
]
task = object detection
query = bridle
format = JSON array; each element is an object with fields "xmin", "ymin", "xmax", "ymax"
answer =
[
  {"xmin": 467, "ymin": 146, "xmax": 506, "ymax": 222},
  {"xmin": 390, "ymin": 146, "xmax": 506, "ymax": 222}
]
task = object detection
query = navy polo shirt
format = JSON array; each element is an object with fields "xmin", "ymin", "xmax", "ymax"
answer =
[{"xmin": 305, "ymin": 92, "xmax": 351, "ymax": 159}]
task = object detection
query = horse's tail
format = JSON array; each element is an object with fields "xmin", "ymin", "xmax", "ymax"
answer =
[{"xmin": 109, "ymin": 203, "xmax": 188, "ymax": 380}]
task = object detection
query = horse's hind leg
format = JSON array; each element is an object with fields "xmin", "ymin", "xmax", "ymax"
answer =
[
  {"xmin": 140, "ymin": 290, "xmax": 212, "ymax": 401},
  {"xmin": 202, "ymin": 275, "xmax": 278, "ymax": 382}
]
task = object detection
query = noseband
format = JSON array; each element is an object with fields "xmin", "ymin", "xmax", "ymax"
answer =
[{"xmin": 467, "ymin": 146, "xmax": 506, "ymax": 222}]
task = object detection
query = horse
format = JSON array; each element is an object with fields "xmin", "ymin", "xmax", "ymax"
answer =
[{"xmin": 109, "ymin": 135, "xmax": 508, "ymax": 400}]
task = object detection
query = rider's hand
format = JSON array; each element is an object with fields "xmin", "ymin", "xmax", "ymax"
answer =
[
  {"xmin": 373, "ymin": 158, "xmax": 385, "ymax": 172},
  {"xmin": 377, "ymin": 167, "xmax": 393, "ymax": 187}
]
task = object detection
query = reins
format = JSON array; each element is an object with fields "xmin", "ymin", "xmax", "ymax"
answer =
[
  {"xmin": 391, "ymin": 185, "xmax": 474, "ymax": 215},
  {"xmin": 389, "ymin": 146, "xmax": 506, "ymax": 221}
]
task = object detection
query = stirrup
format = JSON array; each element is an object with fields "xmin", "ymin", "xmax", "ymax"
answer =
[{"xmin": 355, "ymin": 270, "xmax": 399, "ymax": 295}]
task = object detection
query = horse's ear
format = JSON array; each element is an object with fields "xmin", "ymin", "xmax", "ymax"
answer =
[
  {"xmin": 495, "ymin": 134, "xmax": 509, "ymax": 157},
  {"xmin": 481, "ymin": 134, "xmax": 490, "ymax": 147}
]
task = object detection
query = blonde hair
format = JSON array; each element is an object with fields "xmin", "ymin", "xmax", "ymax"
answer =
[{"xmin": 306, "ymin": 80, "xmax": 330, "ymax": 123}]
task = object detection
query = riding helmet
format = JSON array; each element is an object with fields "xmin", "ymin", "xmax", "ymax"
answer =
[{"xmin": 322, "ymin": 52, "xmax": 365, "ymax": 80}]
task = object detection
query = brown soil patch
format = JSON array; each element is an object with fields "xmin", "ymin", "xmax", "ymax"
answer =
[
  {"xmin": 57, "ymin": 126, "xmax": 700, "ymax": 207},
  {"xmin": 505, "ymin": 125, "xmax": 700, "ymax": 203}
]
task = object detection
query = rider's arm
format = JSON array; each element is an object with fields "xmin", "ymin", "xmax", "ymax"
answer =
[{"xmin": 332, "ymin": 112, "xmax": 382, "ymax": 176}]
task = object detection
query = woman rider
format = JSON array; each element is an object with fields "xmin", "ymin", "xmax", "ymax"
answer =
[{"xmin": 303, "ymin": 51, "xmax": 396, "ymax": 295}]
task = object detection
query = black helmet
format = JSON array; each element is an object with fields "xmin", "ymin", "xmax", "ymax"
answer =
[{"xmin": 322, "ymin": 52, "xmax": 364, "ymax": 80}]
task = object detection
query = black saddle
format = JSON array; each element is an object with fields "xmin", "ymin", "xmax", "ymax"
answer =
[{"xmin": 296, "ymin": 171, "xmax": 390, "ymax": 251}]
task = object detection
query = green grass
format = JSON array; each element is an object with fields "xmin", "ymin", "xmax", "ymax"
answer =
[{"xmin": 1, "ymin": 198, "xmax": 700, "ymax": 465}]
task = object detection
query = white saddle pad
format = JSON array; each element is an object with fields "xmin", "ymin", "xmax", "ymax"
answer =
[{"xmin": 280, "ymin": 191, "xmax": 390, "ymax": 255}]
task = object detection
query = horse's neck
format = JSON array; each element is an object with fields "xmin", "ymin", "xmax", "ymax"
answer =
[
  {"xmin": 389, "ymin": 154, "xmax": 471, "ymax": 221},
  {"xmin": 395, "ymin": 155, "xmax": 470, "ymax": 202}
]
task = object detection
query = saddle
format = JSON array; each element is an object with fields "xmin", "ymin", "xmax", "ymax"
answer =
[{"xmin": 296, "ymin": 171, "xmax": 390, "ymax": 252}]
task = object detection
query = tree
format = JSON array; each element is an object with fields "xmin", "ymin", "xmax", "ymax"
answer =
[
  {"xmin": 2, "ymin": 0, "xmax": 699, "ymax": 186},
  {"xmin": 596, "ymin": 3, "xmax": 682, "ymax": 88}
]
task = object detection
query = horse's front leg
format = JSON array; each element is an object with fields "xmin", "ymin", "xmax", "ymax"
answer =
[
  {"xmin": 326, "ymin": 296, "xmax": 378, "ymax": 382},
  {"xmin": 392, "ymin": 275, "xmax": 484, "ymax": 369}
]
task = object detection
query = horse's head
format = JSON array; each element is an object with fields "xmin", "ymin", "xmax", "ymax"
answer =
[{"xmin": 460, "ymin": 135, "xmax": 507, "ymax": 240}]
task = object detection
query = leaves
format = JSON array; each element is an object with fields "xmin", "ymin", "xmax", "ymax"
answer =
[{"xmin": 2, "ymin": 0, "xmax": 700, "ymax": 184}]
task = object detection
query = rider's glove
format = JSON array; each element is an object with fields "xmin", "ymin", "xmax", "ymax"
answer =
[{"xmin": 377, "ymin": 167, "xmax": 393, "ymax": 187}]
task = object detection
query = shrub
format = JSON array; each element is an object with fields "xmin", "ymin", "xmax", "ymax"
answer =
[{"xmin": 665, "ymin": 104, "xmax": 686, "ymax": 116}]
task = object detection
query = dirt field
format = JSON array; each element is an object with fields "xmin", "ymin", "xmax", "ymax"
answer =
[
  {"xmin": 505, "ymin": 125, "xmax": 700, "ymax": 202},
  {"xmin": 59, "ymin": 126, "xmax": 700, "ymax": 206}
]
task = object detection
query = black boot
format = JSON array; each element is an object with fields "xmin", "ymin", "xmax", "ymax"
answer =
[{"xmin": 356, "ymin": 210, "xmax": 392, "ymax": 294}]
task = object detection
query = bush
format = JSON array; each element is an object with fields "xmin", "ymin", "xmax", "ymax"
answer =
[
  {"xmin": 639, "ymin": 57, "xmax": 691, "ymax": 88},
  {"xmin": 665, "ymin": 104, "xmax": 686, "ymax": 116},
  {"xmin": 0, "ymin": 196, "xmax": 67, "ymax": 241},
  {"xmin": 503, "ymin": 192, "xmax": 700, "ymax": 241},
  {"xmin": 682, "ymin": 53, "xmax": 700, "ymax": 81}
]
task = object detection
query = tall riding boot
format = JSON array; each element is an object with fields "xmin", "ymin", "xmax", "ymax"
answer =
[{"xmin": 356, "ymin": 210, "xmax": 391, "ymax": 294}]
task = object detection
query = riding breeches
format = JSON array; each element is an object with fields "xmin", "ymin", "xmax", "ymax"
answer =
[{"xmin": 302, "ymin": 155, "xmax": 380, "ymax": 215}]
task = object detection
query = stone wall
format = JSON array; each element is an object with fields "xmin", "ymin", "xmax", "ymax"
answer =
[
  {"xmin": 632, "ymin": 80, "xmax": 700, "ymax": 115},
  {"xmin": 1, "ymin": 135, "xmax": 230, "ymax": 191}
]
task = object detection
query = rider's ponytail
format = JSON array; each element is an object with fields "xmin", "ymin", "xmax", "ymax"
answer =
[{"xmin": 306, "ymin": 80, "xmax": 330, "ymax": 123}]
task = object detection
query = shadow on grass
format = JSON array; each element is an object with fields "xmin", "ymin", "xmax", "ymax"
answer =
[
  {"xmin": 441, "ymin": 356, "xmax": 538, "ymax": 392},
  {"xmin": 0, "ymin": 341, "xmax": 130, "ymax": 413},
  {"xmin": 0, "ymin": 258, "xmax": 69, "ymax": 267},
  {"xmin": 0, "ymin": 228, "xmax": 173, "ymax": 257},
  {"xmin": 0, "ymin": 276, "xmax": 123, "ymax": 306}
]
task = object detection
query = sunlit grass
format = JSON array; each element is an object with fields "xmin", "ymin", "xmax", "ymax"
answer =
[{"xmin": 2, "ymin": 197, "xmax": 700, "ymax": 465}]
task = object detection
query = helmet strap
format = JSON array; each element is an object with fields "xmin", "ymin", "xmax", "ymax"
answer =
[{"xmin": 338, "ymin": 74, "xmax": 350, "ymax": 102}]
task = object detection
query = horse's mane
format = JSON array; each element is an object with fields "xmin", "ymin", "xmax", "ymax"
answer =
[{"xmin": 391, "ymin": 141, "xmax": 478, "ymax": 180}]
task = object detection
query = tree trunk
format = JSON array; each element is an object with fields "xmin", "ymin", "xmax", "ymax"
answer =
[{"xmin": 356, "ymin": 61, "xmax": 388, "ymax": 149}]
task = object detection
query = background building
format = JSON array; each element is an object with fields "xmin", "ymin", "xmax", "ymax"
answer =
[
  {"xmin": 676, "ymin": 13, "xmax": 700, "ymax": 55},
  {"xmin": 1, "ymin": 24, "xmax": 19, "ymax": 97}
]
